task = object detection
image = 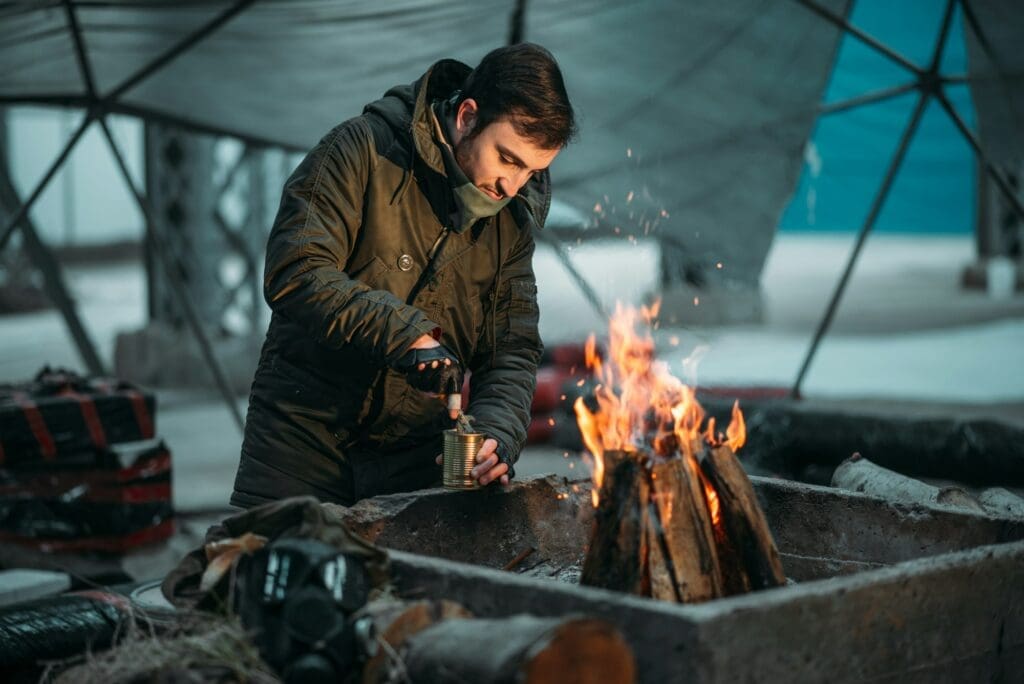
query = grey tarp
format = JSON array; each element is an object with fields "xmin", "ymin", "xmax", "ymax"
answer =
[
  {"xmin": 1, "ymin": 0, "xmax": 851, "ymax": 294},
  {"xmin": 963, "ymin": 0, "xmax": 1024, "ymax": 165},
  {"xmin": 526, "ymin": 0, "xmax": 849, "ymax": 292}
]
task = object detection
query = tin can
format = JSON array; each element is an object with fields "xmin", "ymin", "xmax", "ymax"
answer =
[{"xmin": 443, "ymin": 429, "xmax": 483, "ymax": 490}]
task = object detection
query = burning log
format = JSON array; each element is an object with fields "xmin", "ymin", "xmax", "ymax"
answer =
[
  {"xmin": 698, "ymin": 444, "xmax": 786, "ymax": 593},
  {"xmin": 574, "ymin": 302, "xmax": 785, "ymax": 603},
  {"xmin": 580, "ymin": 443, "xmax": 785, "ymax": 602},
  {"xmin": 580, "ymin": 450, "xmax": 724, "ymax": 602}
]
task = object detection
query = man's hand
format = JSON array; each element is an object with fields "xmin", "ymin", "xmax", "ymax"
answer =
[
  {"xmin": 471, "ymin": 438, "xmax": 510, "ymax": 486},
  {"xmin": 396, "ymin": 335, "xmax": 463, "ymax": 406},
  {"xmin": 434, "ymin": 437, "xmax": 510, "ymax": 486}
]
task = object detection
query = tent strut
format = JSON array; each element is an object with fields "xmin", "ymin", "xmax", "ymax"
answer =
[
  {"xmin": 63, "ymin": 0, "xmax": 99, "ymax": 100},
  {"xmin": 106, "ymin": 0, "xmax": 257, "ymax": 103},
  {"xmin": 0, "ymin": 113, "xmax": 94, "ymax": 252},
  {"xmin": 793, "ymin": 0, "xmax": 921, "ymax": 75},
  {"xmin": 534, "ymin": 230, "xmax": 608, "ymax": 322},
  {"xmin": 97, "ymin": 117, "xmax": 246, "ymax": 433},
  {"xmin": 791, "ymin": 92, "xmax": 931, "ymax": 399},
  {"xmin": 818, "ymin": 81, "xmax": 917, "ymax": 116}
]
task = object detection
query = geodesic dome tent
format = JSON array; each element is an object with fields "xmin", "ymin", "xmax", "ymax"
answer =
[{"xmin": 1, "ymin": 0, "xmax": 1021, "ymax": 418}]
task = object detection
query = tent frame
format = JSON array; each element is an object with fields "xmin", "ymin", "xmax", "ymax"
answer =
[
  {"xmin": 789, "ymin": 0, "xmax": 1024, "ymax": 398},
  {"xmin": 0, "ymin": 0, "xmax": 539, "ymax": 432},
  {"xmin": 1, "ymin": 0, "xmax": 1019, "ymax": 423}
]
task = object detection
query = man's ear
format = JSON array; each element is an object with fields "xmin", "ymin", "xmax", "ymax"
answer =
[{"xmin": 455, "ymin": 98, "xmax": 478, "ymax": 138}]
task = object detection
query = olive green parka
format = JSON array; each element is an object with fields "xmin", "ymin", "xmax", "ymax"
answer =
[{"xmin": 231, "ymin": 59, "xmax": 545, "ymax": 507}]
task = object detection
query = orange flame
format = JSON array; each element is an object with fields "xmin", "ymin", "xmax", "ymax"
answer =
[
  {"xmin": 574, "ymin": 302, "xmax": 745, "ymax": 507},
  {"xmin": 702, "ymin": 475, "xmax": 722, "ymax": 527}
]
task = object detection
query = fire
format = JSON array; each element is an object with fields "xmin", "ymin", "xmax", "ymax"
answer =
[
  {"xmin": 573, "ymin": 302, "xmax": 745, "ymax": 507},
  {"xmin": 701, "ymin": 472, "xmax": 722, "ymax": 527}
]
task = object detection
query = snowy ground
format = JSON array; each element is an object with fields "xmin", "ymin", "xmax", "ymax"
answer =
[{"xmin": 1, "ymin": 233, "xmax": 1022, "ymax": 511}]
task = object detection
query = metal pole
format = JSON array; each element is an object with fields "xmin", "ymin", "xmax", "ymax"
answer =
[
  {"xmin": 98, "ymin": 117, "xmax": 245, "ymax": 432},
  {"xmin": 791, "ymin": 92, "xmax": 931, "ymax": 399},
  {"xmin": 63, "ymin": 0, "xmax": 99, "ymax": 99},
  {"xmin": 818, "ymin": 81, "xmax": 917, "ymax": 117},
  {"xmin": 508, "ymin": 0, "xmax": 527, "ymax": 45},
  {"xmin": 0, "ymin": 148, "xmax": 106, "ymax": 376},
  {"xmin": 105, "ymin": 0, "xmax": 256, "ymax": 102},
  {"xmin": 927, "ymin": 0, "xmax": 957, "ymax": 74},
  {"xmin": 792, "ymin": 0, "xmax": 922, "ymax": 76},
  {"xmin": 534, "ymin": 230, "xmax": 609, "ymax": 321},
  {"xmin": 935, "ymin": 90, "xmax": 1024, "ymax": 225},
  {"xmin": 0, "ymin": 113, "xmax": 93, "ymax": 252}
]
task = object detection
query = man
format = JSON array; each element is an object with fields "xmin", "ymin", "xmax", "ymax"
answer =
[{"xmin": 231, "ymin": 44, "xmax": 576, "ymax": 508}]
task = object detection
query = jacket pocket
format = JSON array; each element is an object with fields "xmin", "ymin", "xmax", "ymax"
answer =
[
  {"xmin": 346, "ymin": 255, "xmax": 390, "ymax": 288},
  {"xmin": 506, "ymin": 278, "xmax": 540, "ymax": 346}
]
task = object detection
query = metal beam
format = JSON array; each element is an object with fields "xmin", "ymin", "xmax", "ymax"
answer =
[
  {"xmin": 0, "ymin": 113, "xmax": 93, "ymax": 252},
  {"xmin": 792, "ymin": 0, "xmax": 922, "ymax": 76},
  {"xmin": 0, "ymin": 143, "xmax": 106, "ymax": 376},
  {"xmin": 534, "ymin": 230, "xmax": 609, "ymax": 322},
  {"xmin": 98, "ymin": 116, "xmax": 245, "ymax": 432},
  {"xmin": 935, "ymin": 90, "xmax": 1024, "ymax": 224},
  {"xmin": 818, "ymin": 81, "xmax": 918, "ymax": 116},
  {"xmin": 927, "ymin": 0, "xmax": 958, "ymax": 75},
  {"xmin": 63, "ymin": 0, "xmax": 99, "ymax": 101},
  {"xmin": 508, "ymin": 0, "xmax": 527, "ymax": 45},
  {"xmin": 791, "ymin": 92, "xmax": 931, "ymax": 399},
  {"xmin": 105, "ymin": 0, "xmax": 257, "ymax": 102}
]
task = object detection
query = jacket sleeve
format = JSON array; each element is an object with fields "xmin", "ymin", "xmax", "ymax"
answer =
[
  {"xmin": 467, "ymin": 227, "xmax": 544, "ymax": 468},
  {"xmin": 263, "ymin": 118, "xmax": 439, "ymax": 365}
]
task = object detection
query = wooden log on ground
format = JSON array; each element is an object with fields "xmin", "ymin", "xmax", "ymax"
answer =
[
  {"xmin": 401, "ymin": 615, "xmax": 636, "ymax": 684},
  {"xmin": 831, "ymin": 453, "xmax": 986, "ymax": 514},
  {"xmin": 360, "ymin": 599, "xmax": 471, "ymax": 683},
  {"xmin": 699, "ymin": 445, "xmax": 786, "ymax": 593},
  {"xmin": 978, "ymin": 487, "xmax": 1024, "ymax": 519}
]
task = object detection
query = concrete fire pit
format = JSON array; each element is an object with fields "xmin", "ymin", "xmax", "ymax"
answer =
[{"xmin": 332, "ymin": 474, "xmax": 1024, "ymax": 681}]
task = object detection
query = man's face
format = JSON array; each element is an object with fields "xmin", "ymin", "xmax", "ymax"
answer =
[{"xmin": 452, "ymin": 99, "xmax": 560, "ymax": 200}]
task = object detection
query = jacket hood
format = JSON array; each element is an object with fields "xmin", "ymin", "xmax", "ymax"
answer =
[{"xmin": 363, "ymin": 59, "xmax": 551, "ymax": 231}]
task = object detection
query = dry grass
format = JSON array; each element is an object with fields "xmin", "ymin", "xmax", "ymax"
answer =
[{"xmin": 43, "ymin": 610, "xmax": 280, "ymax": 684}]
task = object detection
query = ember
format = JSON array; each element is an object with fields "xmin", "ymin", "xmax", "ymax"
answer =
[{"xmin": 575, "ymin": 302, "xmax": 784, "ymax": 602}]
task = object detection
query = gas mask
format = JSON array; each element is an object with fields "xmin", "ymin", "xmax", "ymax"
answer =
[{"xmin": 234, "ymin": 537, "xmax": 372, "ymax": 682}]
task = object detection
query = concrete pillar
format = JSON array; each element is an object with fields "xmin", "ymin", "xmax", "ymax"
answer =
[
  {"xmin": 115, "ymin": 125, "xmax": 265, "ymax": 392},
  {"xmin": 963, "ymin": 159, "xmax": 1024, "ymax": 294}
]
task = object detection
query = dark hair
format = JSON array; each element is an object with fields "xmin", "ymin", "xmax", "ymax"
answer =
[{"xmin": 459, "ymin": 43, "xmax": 576, "ymax": 150}]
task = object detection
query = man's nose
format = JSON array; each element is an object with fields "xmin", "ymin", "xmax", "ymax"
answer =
[{"xmin": 497, "ymin": 172, "xmax": 529, "ymax": 198}]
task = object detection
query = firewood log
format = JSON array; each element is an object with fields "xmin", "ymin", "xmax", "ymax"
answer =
[
  {"xmin": 977, "ymin": 487, "xmax": 1024, "ymax": 519},
  {"xmin": 360, "ymin": 599, "xmax": 471, "ymax": 683},
  {"xmin": 401, "ymin": 615, "xmax": 636, "ymax": 684},
  {"xmin": 831, "ymin": 453, "xmax": 985, "ymax": 514},
  {"xmin": 579, "ymin": 452, "xmax": 648, "ymax": 595},
  {"xmin": 581, "ymin": 451, "xmax": 724, "ymax": 603},
  {"xmin": 699, "ymin": 445, "xmax": 786, "ymax": 592},
  {"xmin": 648, "ymin": 456, "xmax": 723, "ymax": 602}
]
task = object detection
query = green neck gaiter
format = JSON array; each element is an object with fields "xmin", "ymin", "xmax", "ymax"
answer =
[{"xmin": 431, "ymin": 98, "xmax": 510, "ymax": 233}]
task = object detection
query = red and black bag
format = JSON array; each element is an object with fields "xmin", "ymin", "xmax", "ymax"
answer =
[
  {"xmin": 0, "ymin": 440, "xmax": 174, "ymax": 553},
  {"xmin": 0, "ymin": 367, "xmax": 155, "ymax": 468}
]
